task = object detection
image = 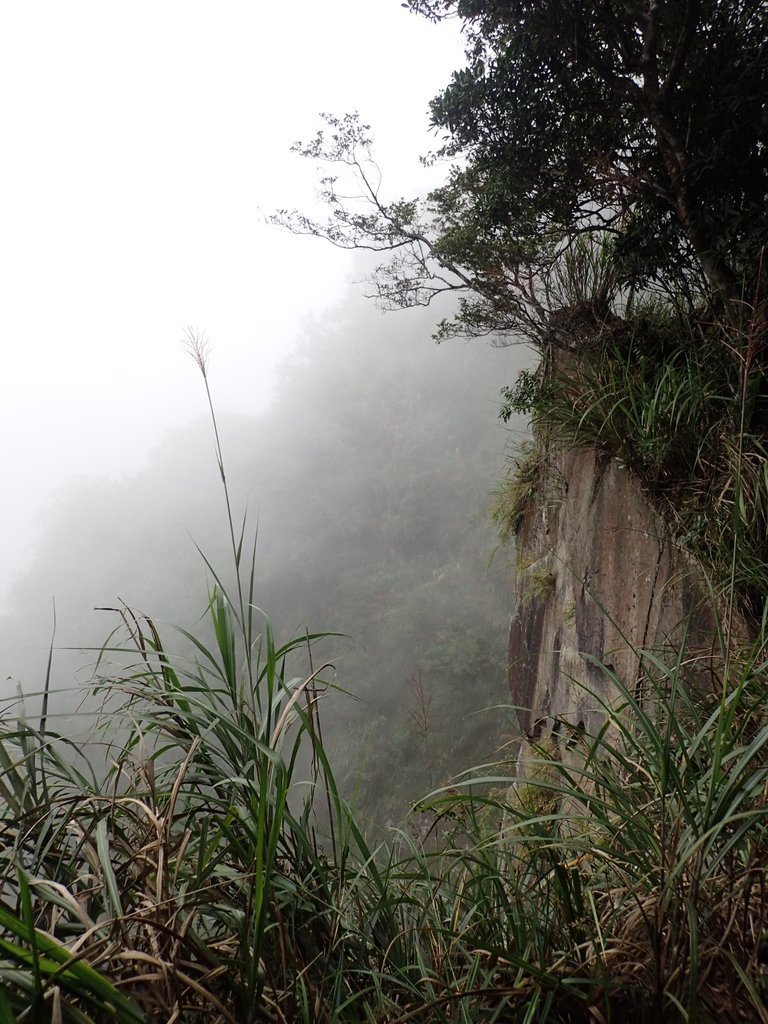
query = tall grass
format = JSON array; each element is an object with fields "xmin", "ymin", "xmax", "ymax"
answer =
[
  {"xmin": 4, "ymin": 607, "xmax": 767, "ymax": 1020},
  {"xmin": 1, "ymin": 328, "xmax": 767, "ymax": 1020},
  {"xmin": 507, "ymin": 302, "xmax": 768, "ymax": 620}
]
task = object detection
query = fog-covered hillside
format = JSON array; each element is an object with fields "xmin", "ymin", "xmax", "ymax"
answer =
[{"xmin": 1, "ymin": 293, "xmax": 530, "ymax": 822}]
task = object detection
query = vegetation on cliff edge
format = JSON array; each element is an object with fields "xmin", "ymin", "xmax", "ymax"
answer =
[{"xmin": 3, "ymin": 1, "xmax": 768, "ymax": 1020}]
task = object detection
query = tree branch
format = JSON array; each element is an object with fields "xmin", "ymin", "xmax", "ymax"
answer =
[{"xmin": 661, "ymin": 0, "xmax": 701, "ymax": 102}]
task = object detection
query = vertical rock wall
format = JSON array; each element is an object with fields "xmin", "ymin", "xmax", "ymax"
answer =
[{"xmin": 508, "ymin": 443, "xmax": 713, "ymax": 771}]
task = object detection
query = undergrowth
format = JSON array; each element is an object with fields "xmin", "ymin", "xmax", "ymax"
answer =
[
  {"xmin": 500, "ymin": 294, "xmax": 768, "ymax": 620},
  {"xmin": 1, "ymin": 323, "xmax": 768, "ymax": 1021},
  {"xmin": 490, "ymin": 441, "xmax": 543, "ymax": 544},
  {"xmin": 2, "ymin": 591, "xmax": 767, "ymax": 1021}
]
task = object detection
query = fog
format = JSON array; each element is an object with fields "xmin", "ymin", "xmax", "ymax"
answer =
[
  {"xmin": 0, "ymin": 289, "xmax": 532, "ymax": 820},
  {"xmin": 1, "ymin": 4, "xmax": 533, "ymax": 822},
  {"xmin": 0, "ymin": 0, "xmax": 465, "ymax": 607}
]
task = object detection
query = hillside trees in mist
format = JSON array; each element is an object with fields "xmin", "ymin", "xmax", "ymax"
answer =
[{"xmin": 1, "ymin": 294, "xmax": 529, "ymax": 823}]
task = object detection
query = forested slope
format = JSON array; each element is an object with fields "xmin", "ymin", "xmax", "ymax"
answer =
[
  {"xmin": 1, "ymin": 293, "xmax": 528, "ymax": 822},
  {"xmin": 2, "ymin": 2, "xmax": 768, "ymax": 1020}
]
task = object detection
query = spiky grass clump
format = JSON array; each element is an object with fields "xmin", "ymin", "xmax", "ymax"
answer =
[
  {"xmin": 2, "ymin": 330, "xmax": 768, "ymax": 1021},
  {"xmin": 4, "ymin": 596, "xmax": 767, "ymax": 1021},
  {"xmin": 0, "ymin": 338, "xmax": 363, "ymax": 1022},
  {"xmin": 517, "ymin": 304, "xmax": 768, "ymax": 618},
  {"xmin": 413, "ymin": 626, "xmax": 768, "ymax": 1022},
  {"xmin": 0, "ymin": 592, "xmax": 357, "ymax": 1021},
  {"xmin": 490, "ymin": 441, "xmax": 545, "ymax": 544}
]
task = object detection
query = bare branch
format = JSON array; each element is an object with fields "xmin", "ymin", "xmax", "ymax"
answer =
[{"xmin": 270, "ymin": 113, "xmax": 629, "ymax": 345}]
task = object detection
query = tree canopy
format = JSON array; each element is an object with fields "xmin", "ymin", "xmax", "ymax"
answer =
[{"xmin": 274, "ymin": 1, "xmax": 768, "ymax": 344}]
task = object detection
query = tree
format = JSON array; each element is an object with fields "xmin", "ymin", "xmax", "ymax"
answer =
[
  {"xmin": 413, "ymin": 1, "xmax": 767, "ymax": 295},
  {"xmin": 273, "ymin": 2, "xmax": 768, "ymax": 345},
  {"xmin": 272, "ymin": 113, "xmax": 593, "ymax": 346}
]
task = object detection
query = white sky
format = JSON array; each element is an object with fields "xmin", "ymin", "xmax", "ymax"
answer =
[{"xmin": 0, "ymin": 1, "xmax": 465, "ymax": 608}]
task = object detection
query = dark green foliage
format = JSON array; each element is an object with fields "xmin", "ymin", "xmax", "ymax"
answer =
[
  {"xmin": 277, "ymin": 4, "xmax": 767, "ymax": 346},
  {"xmin": 409, "ymin": 0, "xmax": 768, "ymax": 303},
  {"xmin": 511, "ymin": 300, "xmax": 768, "ymax": 618},
  {"xmin": 500, "ymin": 369, "xmax": 542, "ymax": 419},
  {"xmin": 3, "ymin": 573, "xmax": 768, "ymax": 1021}
]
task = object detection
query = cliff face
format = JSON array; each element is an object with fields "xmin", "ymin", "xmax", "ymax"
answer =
[{"xmin": 508, "ymin": 444, "xmax": 712, "ymax": 771}]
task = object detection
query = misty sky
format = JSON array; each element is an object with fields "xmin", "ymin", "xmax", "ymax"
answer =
[{"xmin": 0, "ymin": 2, "xmax": 465, "ymax": 608}]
